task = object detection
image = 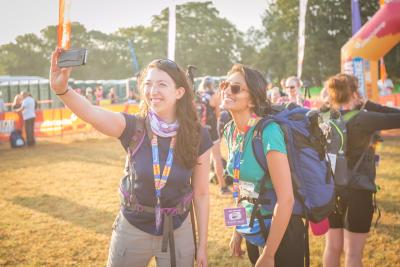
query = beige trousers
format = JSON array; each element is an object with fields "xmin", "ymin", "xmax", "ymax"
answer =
[{"xmin": 107, "ymin": 212, "xmax": 195, "ymax": 267}]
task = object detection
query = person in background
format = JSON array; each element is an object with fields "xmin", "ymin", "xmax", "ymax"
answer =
[
  {"xmin": 377, "ymin": 77, "xmax": 394, "ymax": 96},
  {"xmin": 269, "ymin": 87, "xmax": 283, "ymax": 105},
  {"xmin": 198, "ymin": 76, "xmax": 231, "ymax": 195},
  {"xmin": 279, "ymin": 79, "xmax": 287, "ymax": 97},
  {"xmin": 50, "ymin": 48, "xmax": 211, "ymax": 267},
  {"xmin": 73, "ymin": 87, "xmax": 82, "ymax": 95},
  {"xmin": 284, "ymin": 76, "xmax": 311, "ymax": 108},
  {"xmin": 85, "ymin": 87, "xmax": 95, "ymax": 105},
  {"xmin": 323, "ymin": 73, "xmax": 400, "ymax": 267},
  {"xmin": 12, "ymin": 93, "xmax": 23, "ymax": 110},
  {"xmin": 95, "ymin": 86, "xmax": 104, "ymax": 105},
  {"xmin": 127, "ymin": 90, "xmax": 139, "ymax": 103},
  {"xmin": 108, "ymin": 87, "xmax": 118, "ymax": 104},
  {"xmin": 15, "ymin": 91, "xmax": 36, "ymax": 146},
  {"xmin": 0, "ymin": 91, "xmax": 5, "ymax": 113}
]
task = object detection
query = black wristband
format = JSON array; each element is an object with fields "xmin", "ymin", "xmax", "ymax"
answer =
[{"xmin": 56, "ymin": 88, "xmax": 69, "ymax": 96}]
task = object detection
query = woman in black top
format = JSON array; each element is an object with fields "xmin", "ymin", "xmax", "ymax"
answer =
[{"xmin": 323, "ymin": 73, "xmax": 400, "ymax": 267}]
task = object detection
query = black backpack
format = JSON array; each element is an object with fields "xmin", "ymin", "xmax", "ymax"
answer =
[
  {"xmin": 325, "ymin": 110, "xmax": 381, "ymax": 192},
  {"xmin": 10, "ymin": 129, "xmax": 25, "ymax": 148}
]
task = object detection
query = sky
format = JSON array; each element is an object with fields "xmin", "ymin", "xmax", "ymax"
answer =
[{"xmin": 0, "ymin": 0, "xmax": 267, "ymax": 46}]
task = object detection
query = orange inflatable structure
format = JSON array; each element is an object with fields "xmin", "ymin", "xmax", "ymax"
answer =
[{"xmin": 341, "ymin": 0, "xmax": 400, "ymax": 101}]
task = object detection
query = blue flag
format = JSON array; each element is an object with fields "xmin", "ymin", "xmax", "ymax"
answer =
[
  {"xmin": 127, "ymin": 40, "xmax": 140, "ymax": 74},
  {"xmin": 351, "ymin": 0, "xmax": 362, "ymax": 35}
]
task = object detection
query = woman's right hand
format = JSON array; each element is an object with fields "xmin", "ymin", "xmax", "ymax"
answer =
[
  {"xmin": 50, "ymin": 48, "xmax": 72, "ymax": 94},
  {"xmin": 229, "ymin": 231, "xmax": 245, "ymax": 257}
]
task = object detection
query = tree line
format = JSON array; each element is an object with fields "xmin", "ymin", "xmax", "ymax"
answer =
[{"xmin": 0, "ymin": 1, "xmax": 398, "ymax": 85}]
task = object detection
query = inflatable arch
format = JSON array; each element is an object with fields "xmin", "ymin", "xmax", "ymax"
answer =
[{"xmin": 341, "ymin": 0, "xmax": 400, "ymax": 101}]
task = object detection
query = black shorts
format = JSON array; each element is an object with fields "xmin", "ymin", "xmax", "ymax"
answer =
[
  {"xmin": 275, "ymin": 216, "xmax": 305, "ymax": 267},
  {"xmin": 328, "ymin": 188, "xmax": 374, "ymax": 233},
  {"xmin": 246, "ymin": 216, "xmax": 305, "ymax": 267}
]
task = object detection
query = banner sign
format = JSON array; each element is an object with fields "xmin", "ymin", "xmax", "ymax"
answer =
[{"xmin": 352, "ymin": 57, "xmax": 366, "ymax": 97}]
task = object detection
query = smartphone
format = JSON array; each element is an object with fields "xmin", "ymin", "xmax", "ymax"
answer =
[{"xmin": 57, "ymin": 48, "xmax": 88, "ymax": 68}]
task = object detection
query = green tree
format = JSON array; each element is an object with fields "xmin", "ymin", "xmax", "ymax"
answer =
[
  {"xmin": 118, "ymin": 1, "xmax": 245, "ymax": 76},
  {"xmin": 253, "ymin": 0, "xmax": 380, "ymax": 85}
]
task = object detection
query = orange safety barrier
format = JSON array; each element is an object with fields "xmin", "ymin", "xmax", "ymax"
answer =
[
  {"xmin": 395, "ymin": 93, "xmax": 400, "ymax": 107},
  {"xmin": 378, "ymin": 94, "xmax": 398, "ymax": 107},
  {"xmin": 0, "ymin": 103, "xmax": 140, "ymax": 142}
]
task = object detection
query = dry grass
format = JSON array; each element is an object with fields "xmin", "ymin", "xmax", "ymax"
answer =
[{"xmin": 0, "ymin": 135, "xmax": 399, "ymax": 267}]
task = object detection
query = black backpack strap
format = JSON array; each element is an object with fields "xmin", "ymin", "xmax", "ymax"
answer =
[
  {"xmin": 190, "ymin": 202, "xmax": 197, "ymax": 260},
  {"xmin": 248, "ymin": 118, "xmax": 274, "ymax": 228},
  {"xmin": 305, "ymin": 219, "xmax": 310, "ymax": 267},
  {"xmin": 373, "ymin": 192, "xmax": 381, "ymax": 228},
  {"xmin": 127, "ymin": 116, "xmax": 146, "ymax": 156}
]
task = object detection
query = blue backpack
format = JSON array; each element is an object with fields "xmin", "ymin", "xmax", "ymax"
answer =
[{"xmin": 235, "ymin": 105, "xmax": 335, "ymax": 266}]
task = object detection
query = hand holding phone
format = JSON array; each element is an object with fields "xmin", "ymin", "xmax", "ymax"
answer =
[{"xmin": 57, "ymin": 48, "xmax": 88, "ymax": 68}]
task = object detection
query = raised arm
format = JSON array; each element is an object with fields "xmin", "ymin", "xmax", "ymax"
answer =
[
  {"xmin": 364, "ymin": 100, "xmax": 400, "ymax": 114},
  {"xmin": 50, "ymin": 48, "xmax": 125, "ymax": 137},
  {"xmin": 356, "ymin": 111, "xmax": 400, "ymax": 133},
  {"xmin": 191, "ymin": 148, "xmax": 211, "ymax": 267}
]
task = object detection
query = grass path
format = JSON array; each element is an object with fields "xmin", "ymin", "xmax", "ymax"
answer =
[{"xmin": 0, "ymin": 136, "xmax": 399, "ymax": 266}]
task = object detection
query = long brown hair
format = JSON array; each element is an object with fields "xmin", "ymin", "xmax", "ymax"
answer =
[
  {"xmin": 227, "ymin": 64, "xmax": 271, "ymax": 116},
  {"xmin": 138, "ymin": 59, "xmax": 201, "ymax": 169}
]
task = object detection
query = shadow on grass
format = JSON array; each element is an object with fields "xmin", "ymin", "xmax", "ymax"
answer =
[
  {"xmin": 376, "ymin": 199, "xmax": 400, "ymax": 215},
  {"xmin": 0, "ymin": 140, "xmax": 124, "ymax": 169},
  {"xmin": 10, "ymin": 194, "xmax": 116, "ymax": 236},
  {"xmin": 373, "ymin": 221, "xmax": 400, "ymax": 239}
]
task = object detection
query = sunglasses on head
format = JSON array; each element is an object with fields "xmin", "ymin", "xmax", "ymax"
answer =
[
  {"xmin": 151, "ymin": 59, "xmax": 180, "ymax": 71},
  {"xmin": 219, "ymin": 81, "xmax": 243, "ymax": 94}
]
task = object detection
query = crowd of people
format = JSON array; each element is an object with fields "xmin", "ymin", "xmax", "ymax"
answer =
[
  {"xmin": 72, "ymin": 85, "xmax": 132, "ymax": 105},
  {"xmin": 45, "ymin": 47, "xmax": 400, "ymax": 267}
]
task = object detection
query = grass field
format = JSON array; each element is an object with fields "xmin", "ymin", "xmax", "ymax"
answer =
[{"xmin": 0, "ymin": 135, "xmax": 399, "ymax": 267}]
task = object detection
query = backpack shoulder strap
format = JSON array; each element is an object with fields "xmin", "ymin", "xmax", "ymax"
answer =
[
  {"xmin": 127, "ymin": 116, "xmax": 145, "ymax": 155},
  {"xmin": 251, "ymin": 117, "xmax": 276, "ymax": 177},
  {"xmin": 343, "ymin": 110, "xmax": 360, "ymax": 122}
]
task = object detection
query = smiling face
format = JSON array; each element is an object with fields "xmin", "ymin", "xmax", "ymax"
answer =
[
  {"xmin": 143, "ymin": 67, "xmax": 185, "ymax": 120},
  {"xmin": 221, "ymin": 72, "xmax": 254, "ymax": 114},
  {"xmin": 285, "ymin": 78, "xmax": 300, "ymax": 98}
]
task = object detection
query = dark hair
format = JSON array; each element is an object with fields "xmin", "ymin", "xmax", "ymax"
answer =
[
  {"xmin": 139, "ymin": 59, "xmax": 201, "ymax": 169},
  {"xmin": 227, "ymin": 64, "xmax": 271, "ymax": 116},
  {"xmin": 326, "ymin": 73, "xmax": 359, "ymax": 108}
]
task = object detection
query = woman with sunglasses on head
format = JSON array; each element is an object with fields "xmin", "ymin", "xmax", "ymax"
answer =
[
  {"xmin": 222, "ymin": 64, "xmax": 304, "ymax": 267},
  {"xmin": 50, "ymin": 48, "xmax": 212, "ymax": 267},
  {"xmin": 323, "ymin": 73, "xmax": 400, "ymax": 267}
]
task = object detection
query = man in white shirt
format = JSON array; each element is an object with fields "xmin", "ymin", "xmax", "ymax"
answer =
[
  {"xmin": 15, "ymin": 91, "xmax": 36, "ymax": 146},
  {"xmin": 377, "ymin": 78, "xmax": 394, "ymax": 96}
]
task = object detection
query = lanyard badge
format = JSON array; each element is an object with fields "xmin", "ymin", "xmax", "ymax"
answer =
[
  {"xmin": 152, "ymin": 135, "xmax": 176, "ymax": 232},
  {"xmin": 224, "ymin": 114, "xmax": 258, "ymax": 227}
]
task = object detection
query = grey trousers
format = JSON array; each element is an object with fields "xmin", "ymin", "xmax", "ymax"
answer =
[{"xmin": 107, "ymin": 213, "xmax": 195, "ymax": 267}]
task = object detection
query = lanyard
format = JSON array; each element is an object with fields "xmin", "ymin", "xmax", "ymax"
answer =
[
  {"xmin": 232, "ymin": 114, "xmax": 257, "ymax": 204},
  {"xmin": 151, "ymin": 134, "xmax": 176, "ymax": 232}
]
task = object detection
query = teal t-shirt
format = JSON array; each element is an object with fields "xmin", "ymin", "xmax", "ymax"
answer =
[{"xmin": 225, "ymin": 121, "xmax": 287, "ymax": 193}]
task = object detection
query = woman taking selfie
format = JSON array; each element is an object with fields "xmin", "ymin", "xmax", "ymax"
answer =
[{"xmin": 50, "ymin": 48, "xmax": 212, "ymax": 267}]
